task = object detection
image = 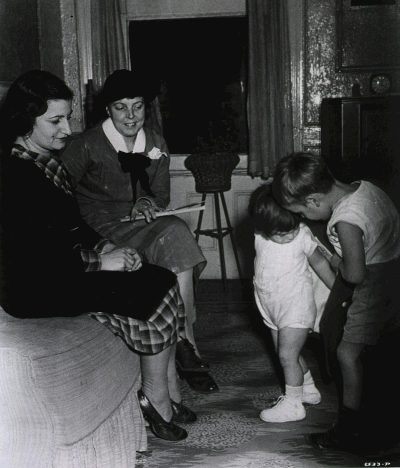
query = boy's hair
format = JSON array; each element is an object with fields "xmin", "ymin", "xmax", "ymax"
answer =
[
  {"xmin": 249, "ymin": 184, "xmax": 300, "ymax": 237},
  {"xmin": 272, "ymin": 152, "xmax": 335, "ymax": 205}
]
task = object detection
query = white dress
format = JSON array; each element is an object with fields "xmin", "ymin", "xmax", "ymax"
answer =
[{"xmin": 253, "ymin": 224, "xmax": 330, "ymax": 332}]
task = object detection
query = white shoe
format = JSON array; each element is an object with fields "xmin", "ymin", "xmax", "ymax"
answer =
[
  {"xmin": 259, "ymin": 395, "xmax": 306, "ymax": 423},
  {"xmin": 302, "ymin": 385, "xmax": 322, "ymax": 405}
]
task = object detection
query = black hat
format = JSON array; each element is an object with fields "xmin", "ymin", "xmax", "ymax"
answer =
[{"xmin": 101, "ymin": 69, "xmax": 159, "ymax": 106}]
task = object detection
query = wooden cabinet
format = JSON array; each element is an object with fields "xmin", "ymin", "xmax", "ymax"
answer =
[{"xmin": 321, "ymin": 95, "xmax": 400, "ymax": 209}]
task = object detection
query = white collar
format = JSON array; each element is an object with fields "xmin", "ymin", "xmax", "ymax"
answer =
[{"xmin": 102, "ymin": 118, "xmax": 146, "ymax": 153}]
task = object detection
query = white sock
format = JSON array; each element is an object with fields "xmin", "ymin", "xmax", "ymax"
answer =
[
  {"xmin": 285, "ymin": 384, "xmax": 303, "ymax": 401},
  {"xmin": 303, "ymin": 370, "xmax": 314, "ymax": 386}
]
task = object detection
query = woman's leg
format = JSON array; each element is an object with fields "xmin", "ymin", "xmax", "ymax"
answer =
[
  {"xmin": 175, "ymin": 269, "xmax": 219, "ymax": 393},
  {"xmin": 177, "ymin": 269, "xmax": 197, "ymax": 351},
  {"xmin": 140, "ymin": 346, "xmax": 173, "ymax": 421},
  {"xmin": 167, "ymin": 342, "xmax": 181, "ymax": 403},
  {"xmin": 139, "ymin": 344, "xmax": 192, "ymax": 440}
]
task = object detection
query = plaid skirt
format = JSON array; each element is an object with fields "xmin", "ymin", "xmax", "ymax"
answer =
[{"xmin": 89, "ymin": 283, "xmax": 185, "ymax": 354}]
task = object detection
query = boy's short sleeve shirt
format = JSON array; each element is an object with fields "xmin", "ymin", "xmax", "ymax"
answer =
[{"xmin": 327, "ymin": 181, "xmax": 400, "ymax": 264}]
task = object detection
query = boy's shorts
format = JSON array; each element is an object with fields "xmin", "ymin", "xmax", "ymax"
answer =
[{"xmin": 343, "ymin": 259, "xmax": 400, "ymax": 345}]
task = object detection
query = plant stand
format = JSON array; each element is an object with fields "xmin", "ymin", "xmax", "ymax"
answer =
[
  {"xmin": 194, "ymin": 190, "xmax": 243, "ymax": 290},
  {"xmin": 185, "ymin": 152, "xmax": 243, "ymax": 289}
]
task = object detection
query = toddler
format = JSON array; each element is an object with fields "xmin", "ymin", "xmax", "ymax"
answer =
[
  {"xmin": 250, "ymin": 185, "xmax": 335, "ymax": 423},
  {"xmin": 272, "ymin": 152, "xmax": 400, "ymax": 451}
]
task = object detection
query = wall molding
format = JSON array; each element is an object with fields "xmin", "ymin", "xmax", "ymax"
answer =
[{"xmin": 124, "ymin": 0, "xmax": 246, "ymax": 20}]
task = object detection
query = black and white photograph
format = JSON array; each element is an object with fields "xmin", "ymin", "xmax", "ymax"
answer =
[{"xmin": 0, "ymin": 1, "xmax": 399, "ymax": 467}]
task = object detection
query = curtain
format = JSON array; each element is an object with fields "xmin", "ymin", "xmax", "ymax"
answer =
[
  {"xmin": 89, "ymin": 0, "xmax": 163, "ymax": 132},
  {"xmin": 91, "ymin": 0, "xmax": 128, "ymax": 92},
  {"xmin": 247, "ymin": 0, "xmax": 294, "ymax": 178},
  {"xmin": 145, "ymin": 97, "xmax": 163, "ymax": 135}
]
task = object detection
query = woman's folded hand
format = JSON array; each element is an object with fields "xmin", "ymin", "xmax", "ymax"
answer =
[{"xmin": 100, "ymin": 247, "xmax": 142, "ymax": 271}]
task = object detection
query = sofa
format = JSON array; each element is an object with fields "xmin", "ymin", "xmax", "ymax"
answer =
[{"xmin": 0, "ymin": 306, "xmax": 147, "ymax": 468}]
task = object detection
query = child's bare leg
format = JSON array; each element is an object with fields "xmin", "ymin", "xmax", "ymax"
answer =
[
  {"xmin": 337, "ymin": 340, "xmax": 365, "ymax": 410},
  {"xmin": 278, "ymin": 327, "xmax": 309, "ymax": 386},
  {"xmin": 299, "ymin": 355, "xmax": 309, "ymax": 374},
  {"xmin": 308, "ymin": 339, "xmax": 366, "ymax": 449},
  {"xmin": 300, "ymin": 355, "xmax": 321, "ymax": 404},
  {"xmin": 271, "ymin": 329, "xmax": 312, "ymax": 381},
  {"xmin": 271, "ymin": 328, "xmax": 309, "ymax": 375},
  {"xmin": 269, "ymin": 328, "xmax": 320, "ymax": 404},
  {"xmin": 260, "ymin": 327, "xmax": 309, "ymax": 422},
  {"xmin": 270, "ymin": 329, "xmax": 278, "ymax": 350}
]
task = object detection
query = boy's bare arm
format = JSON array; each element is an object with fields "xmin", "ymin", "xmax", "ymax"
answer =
[
  {"xmin": 333, "ymin": 221, "xmax": 366, "ymax": 284},
  {"xmin": 309, "ymin": 247, "xmax": 336, "ymax": 289}
]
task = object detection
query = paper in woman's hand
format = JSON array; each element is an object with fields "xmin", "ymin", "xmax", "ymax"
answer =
[{"xmin": 120, "ymin": 202, "xmax": 205, "ymax": 222}]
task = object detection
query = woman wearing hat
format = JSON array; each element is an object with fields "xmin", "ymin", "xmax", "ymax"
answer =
[
  {"xmin": 0, "ymin": 69, "xmax": 196, "ymax": 442},
  {"xmin": 61, "ymin": 69, "xmax": 219, "ymax": 394}
]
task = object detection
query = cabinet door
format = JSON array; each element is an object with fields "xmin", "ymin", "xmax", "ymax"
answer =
[
  {"xmin": 322, "ymin": 96, "xmax": 400, "ymax": 209},
  {"xmin": 358, "ymin": 100, "xmax": 400, "ymax": 190}
]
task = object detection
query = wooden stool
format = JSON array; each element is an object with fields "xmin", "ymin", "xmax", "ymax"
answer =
[{"xmin": 194, "ymin": 190, "xmax": 243, "ymax": 290}]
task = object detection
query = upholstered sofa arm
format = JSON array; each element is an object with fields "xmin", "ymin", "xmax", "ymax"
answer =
[{"xmin": 0, "ymin": 308, "xmax": 146, "ymax": 467}]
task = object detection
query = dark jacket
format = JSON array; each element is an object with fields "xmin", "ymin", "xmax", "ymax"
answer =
[
  {"xmin": 0, "ymin": 153, "xmax": 176, "ymax": 319},
  {"xmin": 0, "ymin": 154, "xmax": 102, "ymax": 317}
]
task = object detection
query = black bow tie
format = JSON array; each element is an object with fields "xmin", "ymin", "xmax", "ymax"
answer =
[{"xmin": 118, "ymin": 151, "xmax": 154, "ymax": 201}]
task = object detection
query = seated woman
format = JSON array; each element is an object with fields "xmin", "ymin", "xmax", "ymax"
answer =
[
  {"xmin": 0, "ymin": 70, "xmax": 196, "ymax": 442},
  {"xmin": 61, "ymin": 69, "xmax": 218, "ymax": 393}
]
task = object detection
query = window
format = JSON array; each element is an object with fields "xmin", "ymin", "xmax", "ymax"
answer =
[{"xmin": 129, "ymin": 17, "xmax": 248, "ymax": 154}]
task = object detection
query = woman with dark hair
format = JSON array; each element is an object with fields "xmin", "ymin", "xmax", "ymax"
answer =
[
  {"xmin": 61, "ymin": 69, "xmax": 218, "ymax": 393},
  {"xmin": 0, "ymin": 69, "xmax": 196, "ymax": 442}
]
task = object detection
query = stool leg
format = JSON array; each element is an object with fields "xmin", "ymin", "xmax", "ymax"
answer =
[
  {"xmin": 220, "ymin": 192, "xmax": 243, "ymax": 279},
  {"xmin": 195, "ymin": 193, "xmax": 207, "ymax": 242},
  {"xmin": 214, "ymin": 192, "xmax": 227, "ymax": 291}
]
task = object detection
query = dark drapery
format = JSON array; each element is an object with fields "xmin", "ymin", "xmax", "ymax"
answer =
[
  {"xmin": 88, "ymin": 0, "xmax": 163, "ymax": 132},
  {"xmin": 247, "ymin": 0, "xmax": 294, "ymax": 178},
  {"xmin": 91, "ymin": 0, "xmax": 128, "ymax": 92}
]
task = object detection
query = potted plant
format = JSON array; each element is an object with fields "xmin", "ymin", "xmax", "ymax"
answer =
[{"xmin": 184, "ymin": 119, "xmax": 240, "ymax": 193}]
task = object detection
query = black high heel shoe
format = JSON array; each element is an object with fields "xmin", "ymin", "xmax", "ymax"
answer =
[
  {"xmin": 137, "ymin": 390, "xmax": 188, "ymax": 441},
  {"xmin": 171, "ymin": 399, "xmax": 197, "ymax": 423}
]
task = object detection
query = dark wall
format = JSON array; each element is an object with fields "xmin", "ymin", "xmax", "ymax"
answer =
[{"xmin": 0, "ymin": 0, "xmax": 40, "ymax": 82}]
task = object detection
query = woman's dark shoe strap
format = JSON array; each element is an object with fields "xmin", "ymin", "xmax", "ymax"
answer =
[
  {"xmin": 171, "ymin": 399, "xmax": 197, "ymax": 423},
  {"xmin": 137, "ymin": 390, "xmax": 187, "ymax": 441}
]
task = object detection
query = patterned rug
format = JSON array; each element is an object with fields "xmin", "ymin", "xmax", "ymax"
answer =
[{"xmin": 137, "ymin": 299, "xmax": 400, "ymax": 468}]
